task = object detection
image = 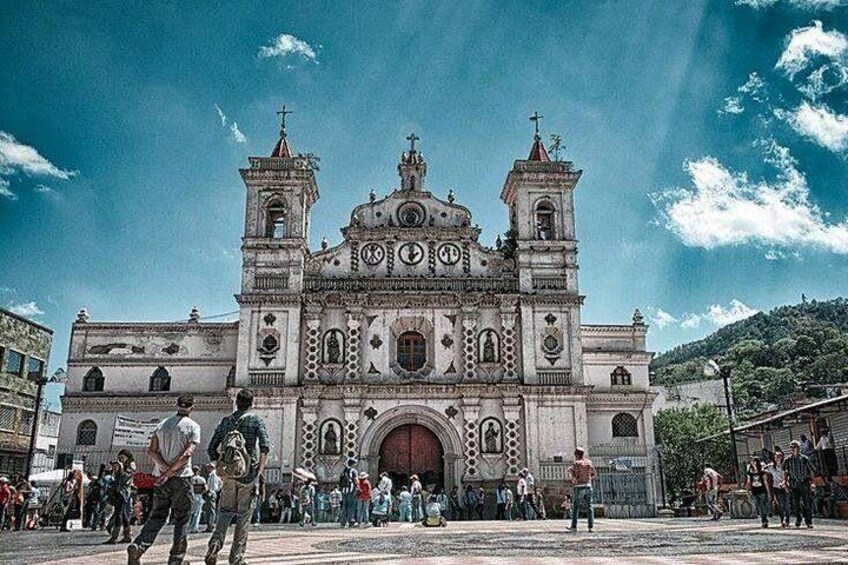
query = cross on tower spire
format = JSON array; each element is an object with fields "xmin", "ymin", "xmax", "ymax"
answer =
[
  {"xmin": 277, "ymin": 105, "xmax": 293, "ymax": 138},
  {"xmin": 406, "ymin": 132, "xmax": 420, "ymax": 153},
  {"xmin": 529, "ymin": 111, "xmax": 543, "ymax": 139}
]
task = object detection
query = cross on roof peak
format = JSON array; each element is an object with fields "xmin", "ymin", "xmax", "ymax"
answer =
[
  {"xmin": 406, "ymin": 132, "xmax": 420, "ymax": 153},
  {"xmin": 529, "ymin": 111, "xmax": 543, "ymax": 138},
  {"xmin": 277, "ymin": 105, "xmax": 293, "ymax": 137}
]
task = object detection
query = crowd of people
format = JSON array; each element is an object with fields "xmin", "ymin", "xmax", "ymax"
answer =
[
  {"xmin": 701, "ymin": 436, "xmax": 847, "ymax": 530},
  {"xmin": 0, "ymin": 474, "xmax": 40, "ymax": 531}
]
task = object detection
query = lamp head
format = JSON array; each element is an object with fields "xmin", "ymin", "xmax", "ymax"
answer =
[{"xmin": 703, "ymin": 359, "xmax": 721, "ymax": 378}]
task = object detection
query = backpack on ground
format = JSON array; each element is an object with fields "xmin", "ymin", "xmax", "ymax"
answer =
[{"xmin": 218, "ymin": 413, "xmax": 251, "ymax": 479}]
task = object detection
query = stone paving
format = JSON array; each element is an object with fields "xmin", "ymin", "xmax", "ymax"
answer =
[{"xmin": 1, "ymin": 518, "xmax": 845, "ymax": 564}]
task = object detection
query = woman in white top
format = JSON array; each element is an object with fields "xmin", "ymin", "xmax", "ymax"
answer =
[
  {"xmin": 765, "ymin": 449, "xmax": 790, "ymax": 528},
  {"xmin": 816, "ymin": 431, "xmax": 837, "ymax": 479}
]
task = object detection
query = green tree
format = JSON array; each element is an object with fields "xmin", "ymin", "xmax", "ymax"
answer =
[{"xmin": 655, "ymin": 404, "xmax": 733, "ymax": 505}]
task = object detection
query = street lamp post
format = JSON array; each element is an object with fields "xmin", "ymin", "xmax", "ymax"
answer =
[
  {"xmin": 656, "ymin": 445, "xmax": 668, "ymax": 509},
  {"xmin": 25, "ymin": 375, "xmax": 48, "ymax": 479},
  {"xmin": 704, "ymin": 359, "xmax": 740, "ymax": 484}
]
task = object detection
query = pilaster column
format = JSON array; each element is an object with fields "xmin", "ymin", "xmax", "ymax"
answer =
[
  {"xmin": 500, "ymin": 308, "xmax": 518, "ymax": 382},
  {"xmin": 343, "ymin": 395, "xmax": 362, "ymax": 460},
  {"xmin": 503, "ymin": 399, "xmax": 522, "ymax": 477},
  {"xmin": 461, "ymin": 397, "xmax": 480, "ymax": 479},
  {"xmin": 304, "ymin": 308, "xmax": 321, "ymax": 381},
  {"xmin": 345, "ymin": 309, "xmax": 362, "ymax": 382},
  {"xmin": 300, "ymin": 398, "xmax": 319, "ymax": 470},
  {"xmin": 461, "ymin": 310, "xmax": 478, "ymax": 382}
]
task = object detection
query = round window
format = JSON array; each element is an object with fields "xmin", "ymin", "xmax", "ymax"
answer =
[{"xmin": 397, "ymin": 202, "xmax": 425, "ymax": 227}]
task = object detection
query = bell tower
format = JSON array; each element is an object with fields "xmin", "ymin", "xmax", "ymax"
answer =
[
  {"xmin": 500, "ymin": 112, "xmax": 584, "ymax": 384},
  {"xmin": 235, "ymin": 107, "xmax": 319, "ymax": 387}
]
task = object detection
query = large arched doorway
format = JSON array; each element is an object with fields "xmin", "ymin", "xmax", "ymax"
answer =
[{"xmin": 378, "ymin": 424, "xmax": 444, "ymax": 490}]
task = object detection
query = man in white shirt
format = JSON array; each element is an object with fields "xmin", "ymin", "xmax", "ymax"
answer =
[
  {"xmin": 128, "ymin": 395, "xmax": 201, "ymax": 565},
  {"xmin": 523, "ymin": 468, "xmax": 544, "ymax": 520},
  {"xmin": 203, "ymin": 463, "xmax": 222, "ymax": 533},
  {"xmin": 516, "ymin": 472, "xmax": 528, "ymax": 520},
  {"xmin": 702, "ymin": 465, "xmax": 723, "ymax": 521}
]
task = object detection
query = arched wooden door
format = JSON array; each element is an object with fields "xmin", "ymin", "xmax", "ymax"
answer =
[{"xmin": 378, "ymin": 424, "xmax": 444, "ymax": 489}]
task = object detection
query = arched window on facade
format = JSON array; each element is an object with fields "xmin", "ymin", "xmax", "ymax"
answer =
[
  {"xmin": 83, "ymin": 367, "xmax": 105, "ymax": 392},
  {"xmin": 612, "ymin": 413, "xmax": 639, "ymax": 438},
  {"xmin": 534, "ymin": 200, "xmax": 556, "ymax": 240},
  {"xmin": 610, "ymin": 366, "xmax": 632, "ymax": 386},
  {"xmin": 397, "ymin": 331, "xmax": 426, "ymax": 371},
  {"xmin": 149, "ymin": 366, "xmax": 171, "ymax": 392},
  {"xmin": 265, "ymin": 200, "xmax": 287, "ymax": 238},
  {"xmin": 76, "ymin": 420, "xmax": 97, "ymax": 445}
]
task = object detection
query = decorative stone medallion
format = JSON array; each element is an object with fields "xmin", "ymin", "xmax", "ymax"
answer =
[
  {"xmin": 361, "ymin": 243, "xmax": 385, "ymax": 266},
  {"xmin": 397, "ymin": 201, "xmax": 425, "ymax": 227},
  {"xmin": 397, "ymin": 242, "xmax": 425, "ymax": 265},
  {"xmin": 437, "ymin": 243, "xmax": 461, "ymax": 265}
]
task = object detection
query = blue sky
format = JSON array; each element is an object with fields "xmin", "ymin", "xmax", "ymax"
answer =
[{"xmin": 1, "ymin": 1, "xmax": 847, "ymax": 408}]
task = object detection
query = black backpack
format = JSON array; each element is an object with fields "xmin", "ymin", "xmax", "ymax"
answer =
[{"xmin": 339, "ymin": 467, "xmax": 353, "ymax": 490}]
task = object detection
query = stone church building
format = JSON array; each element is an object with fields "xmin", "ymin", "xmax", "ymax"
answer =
[{"xmin": 58, "ymin": 117, "xmax": 657, "ymax": 515}]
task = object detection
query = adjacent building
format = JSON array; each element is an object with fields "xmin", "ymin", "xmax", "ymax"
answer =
[
  {"xmin": 0, "ymin": 308, "xmax": 52, "ymax": 477},
  {"xmin": 58, "ymin": 119, "xmax": 658, "ymax": 516}
]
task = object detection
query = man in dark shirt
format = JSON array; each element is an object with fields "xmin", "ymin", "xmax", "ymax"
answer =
[
  {"xmin": 783, "ymin": 439, "xmax": 816, "ymax": 529},
  {"xmin": 205, "ymin": 388, "xmax": 270, "ymax": 565}
]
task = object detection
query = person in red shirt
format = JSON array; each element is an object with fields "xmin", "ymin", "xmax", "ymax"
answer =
[
  {"xmin": 0, "ymin": 477, "xmax": 11, "ymax": 530},
  {"xmin": 356, "ymin": 473, "xmax": 372, "ymax": 527}
]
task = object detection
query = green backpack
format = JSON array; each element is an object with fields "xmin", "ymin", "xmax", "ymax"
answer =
[{"xmin": 218, "ymin": 413, "xmax": 251, "ymax": 480}]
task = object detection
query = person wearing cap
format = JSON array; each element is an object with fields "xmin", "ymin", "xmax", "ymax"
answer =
[
  {"xmin": 126, "ymin": 395, "xmax": 200, "ymax": 565},
  {"xmin": 203, "ymin": 463, "xmax": 222, "ymax": 533},
  {"xmin": 567, "ymin": 447, "xmax": 596, "ymax": 532},
  {"xmin": 356, "ymin": 473, "xmax": 372, "ymax": 526},
  {"xmin": 189, "ymin": 465, "xmax": 208, "ymax": 533},
  {"xmin": 339, "ymin": 457, "xmax": 360, "ymax": 528},
  {"xmin": 205, "ymin": 388, "xmax": 270, "ymax": 565},
  {"xmin": 783, "ymin": 439, "xmax": 816, "ymax": 529},
  {"xmin": 410, "ymin": 474, "xmax": 423, "ymax": 522}
]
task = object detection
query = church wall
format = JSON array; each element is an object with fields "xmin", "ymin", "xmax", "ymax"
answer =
[{"xmin": 583, "ymin": 352, "xmax": 651, "ymax": 392}]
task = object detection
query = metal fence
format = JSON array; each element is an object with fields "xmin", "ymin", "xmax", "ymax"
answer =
[{"xmin": 594, "ymin": 470, "xmax": 656, "ymax": 518}]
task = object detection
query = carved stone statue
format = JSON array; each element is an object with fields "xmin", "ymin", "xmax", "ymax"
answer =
[
  {"xmin": 483, "ymin": 421, "xmax": 501, "ymax": 453},
  {"xmin": 326, "ymin": 331, "xmax": 341, "ymax": 364},
  {"xmin": 482, "ymin": 331, "xmax": 497, "ymax": 363},
  {"xmin": 323, "ymin": 423, "xmax": 339, "ymax": 455}
]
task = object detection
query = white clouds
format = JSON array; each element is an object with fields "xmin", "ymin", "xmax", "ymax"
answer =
[
  {"xmin": 0, "ymin": 132, "xmax": 76, "ymax": 179},
  {"xmin": 34, "ymin": 184, "xmax": 54, "ymax": 194},
  {"xmin": 7, "ymin": 301, "xmax": 45, "ymax": 317},
  {"xmin": 780, "ymin": 101, "xmax": 848, "ymax": 151},
  {"xmin": 719, "ymin": 72, "xmax": 767, "ymax": 115},
  {"xmin": 214, "ymin": 104, "xmax": 247, "ymax": 144},
  {"xmin": 775, "ymin": 21, "xmax": 848, "ymax": 79},
  {"xmin": 738, "ymin": 0, "xmax": 848, "ymax": 9},
  {"xmin": 654, "ymin": 140, "xmax": 848, "ymax": 254},
  {"xmin": 652, "ymin": 300, "xmax": 759, "ymax": 332},
  {"xmin": 214, "ymin": 104, "xmax": 227, "ymax": 127},
  {"xmin": 650, "ymin": 309, "xmax": 679, "ymax": 329},
  {"xmin": 258, "ymin": 33, "xmax": 318, "ymax": 63},
  {"xmin": 229, "ymin": 122, "xmax": 247, "ymax": 144},
  {"xmin": 0, "ymin": 178, "xmax": 15, "ymax": 200}
]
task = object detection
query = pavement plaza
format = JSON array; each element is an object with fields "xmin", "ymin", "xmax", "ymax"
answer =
[{"xmin": 2, "ymin": 518, "xmax": 846, "ymax": 564}]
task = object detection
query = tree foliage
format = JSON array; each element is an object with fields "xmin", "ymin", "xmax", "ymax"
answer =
[
  {"xmin": 651, "ymin": 298, "xmax": 848, "ymax": 417},
  {"xmin": 655, "ymin": 404, "xmax": 733, "ymax": 504}
]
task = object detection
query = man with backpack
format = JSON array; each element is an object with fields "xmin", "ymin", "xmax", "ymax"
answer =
[
  {"xmin": 338, "ymin": 457, "xmax": 359, "ymax": 528},
  {"xmin": 205, "ymin": 388, "xmax": 270, "ymax": 565},
  {"xmin": 126, "ymin": 395, "xmax": 201, "ymax": 565}
]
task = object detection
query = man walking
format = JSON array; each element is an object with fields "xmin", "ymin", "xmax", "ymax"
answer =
[
  {"xmin": 516, "ymin": 472, "xmax": 528, "ymax": 520},
  {"xmin": 205, "ymin": 388, "xmax": 270, "ymax": 565},
  {"xmin": 203, "ymin": 463, "xmax": 222, "ymax": 533},
  {"xmin": 784, "ymin": 439, "xmax": 816, "ymax": 529},
  {"xmin": 523, "ymin": 468, "xmax": 543, "ymax": 519},
  {"xmin": 567, "ymin": 447, "xmax": 596, "ymax": 532},
  {"xmin": 127, "ymin": 395, "xmax": 200, "ymax": 565},
  {"xmin": 338, "ymin": 457, "xmax": 359, "ymax": 528},
  {"xmin": 702, "ymin": 464, "xmax": 723, "ymax": 520},
  {"xmin": 189, "ymin": 466, "xmax": 207, "ymax": 533}
]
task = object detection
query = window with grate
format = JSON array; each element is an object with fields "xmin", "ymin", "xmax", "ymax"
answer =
[
  {"xmin": 4, "ymin": 350, "xmax": 24, "ymax": 377},
  {"xmin": 83, "ymin": 367, "xmax": 105, "ymax": 392},
  {"xmin": 149, "ymin": 367, "xmax": 171, "ymax": 392},
  {"xmin": 0, "ymin": 406, "xmax": 16, "ymax": 431},
  {"xmin": 19, "ymin": 410, "xmax": 33, "ymax": 434},
  {"xmin": 26, "ymin": 357, "xmax": 44, "ymax": 381},
  {"xmin": 397, "ymin": 331, "xmax": 426, "ymax": 371},
  {"xmin": 610, "ymin": 366, "xmax": 632, "ymax": 386},
  {"xmin": 76, "ymin": 420, "xmax": 97, "ymax": 445},
  {"xmin": 612, "ymin": 413, "xmax": 639, "ymax": 438},
  {"xmin": 265, "ymin": 200, "xmax": 287, "ymax": 238}
]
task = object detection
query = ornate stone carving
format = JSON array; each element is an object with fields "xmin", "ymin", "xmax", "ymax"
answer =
[
  {"xmin": 480, "ymin": 417, "xmax": 504, "ymax": 454},
  {"xmin": 345, "ymin": 313, "xmax": 362, "ymax": 381},
  {"xmin": 501, "ymin": 312, "xmax": 518, "ymax": 382},
  {"xmin": 304, "ymin": 318, "xmax": 321, "ymax": 381},
  {"xmin": 461, "ymin": 315, "xmax": 477, "ymax": 381},
  {"xmin": 503, "ymin": 407, "xmax": 522, "ymax": 477},
  {"xmin": 370, "ymin": 334, "xmax": 383, "ymax": 350},
  {"xmin": 300, "ymin": 407, "xmax": 318, "ymax": 470},
  {"xmin": 462, "ymin": 401, "xmax": 480, "ymax": 478}
]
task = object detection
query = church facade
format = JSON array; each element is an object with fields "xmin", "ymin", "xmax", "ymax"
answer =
[{"xmin": 57, "ymin": 118, "xmax": 657, "ymax": 514}]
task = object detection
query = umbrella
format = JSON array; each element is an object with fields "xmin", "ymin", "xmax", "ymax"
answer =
[{"xmin": 293, "ymin": 467, "xmax": 316, "ymax": 482}]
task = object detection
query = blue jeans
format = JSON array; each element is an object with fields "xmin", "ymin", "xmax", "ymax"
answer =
[
  {"xmin": 411, "ymin": 495, "xmax": 422, "ymax": 522},
  {"xmin": 753, "ymin": 492, "xmax": 769, "ymax": 525},
  {"xmin": 190, "ymin": 494, "xmax": 204, "ymax": 532},
  {"xmin": 570, "ymin": 487, "xmax": 594, "ymax": 530},
  {"xmin": 773, "ymin": 489, "xmax": 790, "ymax": 524},
  {"xmin": 340, "ymin": 492, "xmax": 357, "ymax": 526},
  {"xmin": 357, "ymin": 499, "xmax": 370, "ymax": 524},
  {"xmin": 132, "ymin": 477, "xmax": 193, "ymax": 565}
]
